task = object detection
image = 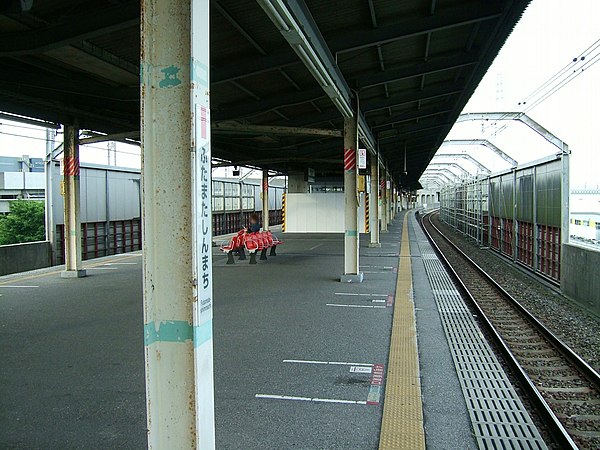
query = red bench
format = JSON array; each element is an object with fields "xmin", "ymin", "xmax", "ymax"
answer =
[{"xmin": 220, "ymin": 229, "xmax": 283, "ymax": 264}]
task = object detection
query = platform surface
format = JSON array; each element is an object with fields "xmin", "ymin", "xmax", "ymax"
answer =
[{"xmin": 0, "ymin": 212, "xmax": 479, "ymax": 449}]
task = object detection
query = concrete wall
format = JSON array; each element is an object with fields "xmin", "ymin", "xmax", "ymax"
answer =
[
  {"xmin": 0, "ymin": 241, "xmax": 51, "ymax": 276},
  {"xmin": 561, "ymin": 243, "xmax": 600, "ymax": 315}
]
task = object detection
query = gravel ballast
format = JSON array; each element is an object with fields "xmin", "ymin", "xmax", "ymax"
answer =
[{"xmin": 432, "ymin": 213, "xmax": 600, "ymax": 373}]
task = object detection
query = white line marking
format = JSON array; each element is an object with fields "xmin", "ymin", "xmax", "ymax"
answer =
[
  {"xmin": 283, "ymin": 359, "xmax": 373, "ymax": 366},
  {"xmin": 308, "ymin": 243, "xmax": 323, "ymax": 250},
  {"xmin": 0, "ymin": 285, "xmax": 40, "ymax": 288},
  {"xmin": 326, "ymin": 303, "xmax": 386, "ymax": 309},
  {"xmin": 360, "ymin": 265, "xmax": 394, "ymax": 269},
  {"xmin": 371, "ymin": 299, "xmax": 386, "ymax": 303},
  {"xmin": 362, "ymin": 271, "xmax": 393, "ymax": 274},
  {"xmin": 85, "ymin": 267, "xmax": 118, "ymax": 270},
  {"xmin": 104, "ymin": 262, "xmax": 137, "ymax": 265},
  {"xmin": 255, "ymin": 394, "xmax": 367, "ymax": 405},
  {"xmin": 334, "ymin": 292, "xmax": 387, "ymax": 297},
  {"xmin": 350, "ymin": 366, "xmax": 372, "ymax": 374}
]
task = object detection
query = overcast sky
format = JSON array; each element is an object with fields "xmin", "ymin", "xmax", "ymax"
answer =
[
  {"xmin": 0, "ymin": 0, "xmax": 598, "ymax": 189},
  {"xmin": 433, "ymin": 0, "xmax": 600, "ymax": 189}
]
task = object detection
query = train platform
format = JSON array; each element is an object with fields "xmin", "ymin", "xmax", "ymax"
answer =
[{"xmin": 0, "ymin": 212, "xmax": 548, "ymax": 449}]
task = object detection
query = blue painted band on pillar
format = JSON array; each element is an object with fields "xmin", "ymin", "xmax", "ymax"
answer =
[
  {"xmin": 346, "ymin": 230, "xmax": 358, "ymax": 237},
  {"xmin": 144, "ymin": 320, "xmax": 193, "ymax": 346},
  {"xmin": 144, "ymin": 319, "xmax": 213, "ymax": 347}
]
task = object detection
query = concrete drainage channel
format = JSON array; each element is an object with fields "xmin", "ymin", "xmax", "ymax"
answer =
[{"xmin": 412, "ymin": 215, "xmax": 548, "ymax": 450}]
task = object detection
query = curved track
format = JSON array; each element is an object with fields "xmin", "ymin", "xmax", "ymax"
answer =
[{"xmin": 421, "ymin": 211, "xmax": 600, "ymax": 450}]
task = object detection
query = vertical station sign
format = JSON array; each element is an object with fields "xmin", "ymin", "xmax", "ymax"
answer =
[{"xmin": 191, "ymin": 0, "xmax": 215, "ymax": 448}]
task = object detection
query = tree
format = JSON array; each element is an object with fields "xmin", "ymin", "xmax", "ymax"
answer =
[{"xmin": 0, "ymin": 200, "xmax": 46, "ymax": 245}]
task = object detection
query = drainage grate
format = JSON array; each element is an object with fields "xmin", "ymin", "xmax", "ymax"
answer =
[{"xmin": 412, "ymin": 215, "xmax": 548, "ymax": 450}]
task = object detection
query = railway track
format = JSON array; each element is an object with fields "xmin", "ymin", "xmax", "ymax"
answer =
[{"xmin": 421, "ymin": 211, "xmax": 600, "ymax": 450}]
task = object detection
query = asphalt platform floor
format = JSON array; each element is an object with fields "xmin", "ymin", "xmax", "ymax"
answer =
[{"xmin": 0, "ymin": 212, "xmax": 475, "ymax": 449}]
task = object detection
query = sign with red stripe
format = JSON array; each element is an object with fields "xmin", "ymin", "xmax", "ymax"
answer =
[
  {"xmin": 63, "ymin": 156, "xmax": 80, "ymax": 176},
  {"xmin": 367, "ymin": 363, "xmax": 385, "ymax": 405},
  {"xmin": 262, "ymin": 179, "xmax": 269, "ymax": 191},
  {"xmin": 343, "ymin": 148, "xmax": 356, "ymax": 170},
  {"xmin": 200, "ymin": 106, "xmax": 208, "ymax": 140}
]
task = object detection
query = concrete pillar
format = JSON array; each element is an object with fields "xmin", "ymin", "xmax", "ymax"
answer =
[
  {"xmin": 61, "ymin": 125, "xmax": 86, "ymax": 278},
  {"xmin": 380, "ymin": 168, "xmax": 388, "ymax": 232},
  {"xmin": 390, "ymin": 186, "xmax": 393, "ymax": 221},
  {"xmin": 45, "ymin": 128, "xmax": 56, "ymax": 265},
  {"xmin": 341, "ymin": 115, "xmax": 363, "ymax": 283},
  {"xmin": 288, "ymin": 172, "xmax": 309, "ymax": 193},
  {"xmin": 369, "ymin": 159, "xmax": 381, "ymax": 247},
  {"xmin": 386, "ymin": 176, "xmax": 392, "ymax": 226},
  {"xmin": 141, "ymin": 0, "xmax": 215, "ymax": 448},
  {"xmin": 262, "ymin": 170, "xmax": 269, "ymax": 231}
]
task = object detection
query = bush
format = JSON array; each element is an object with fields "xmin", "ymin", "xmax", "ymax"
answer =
[{"xmin": 0, "ymin": 200, "xmax": 46, "ymax": 245}]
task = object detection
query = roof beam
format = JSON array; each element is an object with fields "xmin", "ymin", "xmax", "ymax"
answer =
[
  {"xmin": 0, "ymin": 2, "xmax": 139, "ymax": 56},
  {"xmin": 329, "ymin": 2, "xmax": 502, "ymax": 54},
  {"xmin": 456, "ymin": 112, "xmax": 567, "ymax": 152},
  {"xmin": 355, "ymin": 53, "xmax": 478, "ymax": 90},
  {"xmin": 79, "ymin": 131, "xmax": 140, "ymax": 145},
  {"xmin": 427, "ymin": 162, "xmax": 471, "ymax": 177},
  {"xmin": 0, "ymin": 64, "xmax": 138, "ymax": 102},
  {"xmin": 280, "ymin": 83, "xmax": 460, "ymax": 128},
  {"xmin": 256, "ymin": 0, "xmax": 375, "ymax": 152},
  {"xmin": 421, "ymin": 172, "xmax": 453, "ymax": 184},
  {"xmin": 364, "ymin": 83, "xmax": 462, "ymax": 114},
  {"xmin": 213, "ymin": 1, "xmax": 501, "ymax": 84},
  {"xmin": 378, "ymin": 121, "xmax": 454, "ymax": 142},
  {"xmin": 212, "ymin": 122, "xmax": 341, "ymax": 137},
  {"xmin": 214, "ymin": 0, "xmax": 267, "ymax": 55},
  {"xmin": 423, "ymin": 169, "xmax": 459, "ymax": 182},
  {"xmin": 0, "ymin": 112, "xmax": 59, "ymax": 129},
  {"xmin": 442, "ymin": 139, "xmax": 518, "ymax": 167},
  {"xmin": 214, "ymin": 86, "xmax": 324, "ymax": 120},
  {"xmin": 373, "ymin": 107, "xmax": 453, "ymax": 129},
  {"xmin": 432, "ymin": 153, "xmax": 491, "ymax": 174}
]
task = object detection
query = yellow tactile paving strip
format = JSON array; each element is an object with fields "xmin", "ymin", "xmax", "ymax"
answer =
[{"xmin": 379, "ymin": 214, "xmax": 426, "ymax": 450}]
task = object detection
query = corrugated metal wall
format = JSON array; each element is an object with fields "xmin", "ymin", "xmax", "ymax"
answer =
[{"xmin": 440, "ymin": 156, "xmax": 566, "ymax": 282}]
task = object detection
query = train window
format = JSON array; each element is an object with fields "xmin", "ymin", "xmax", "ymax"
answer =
[{"xmin": 583, "ymin": 220, "xmax": 589, "ymax": 226}]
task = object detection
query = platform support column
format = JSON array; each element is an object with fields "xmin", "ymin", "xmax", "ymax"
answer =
[
  {"xmin": 262, "ymin": 169, "xmax": 269, "ymax": 231},
  {"xmin": 385, "ymin": 169, "xmax": 391, "ymax": 227},
  {"xmin": 388, "ymin": 178, "xmax": 394, "ymax": 225},
  {"xmin": 381, "ymin": 167, "xmax": 388, "ymax": 233},
  {"xmin": 141, "ymin": 0, "xmax": 215, "ymax": 448},
  {"xmin": 61, "ymin": 124, "xmax": 86, "ymax": 279},
  {"xmin": 369, "ymin": 158, "xmax": 381, "ymax": 247},
  {"xmin": 341, "ymin": 114, "xmax": 363, "ymax": 283},
  {"xmin": 45, "ymin": 128, "xmax": 56, "ymax": 265},
  {"xmin": 390, "ymin": 186, "xmax": 394, "ymax": 220}
]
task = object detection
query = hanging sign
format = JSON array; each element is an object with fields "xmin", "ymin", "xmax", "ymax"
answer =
[{"xmin": 358, "ymin": 148, "xmax": 367, "ymax": 169}]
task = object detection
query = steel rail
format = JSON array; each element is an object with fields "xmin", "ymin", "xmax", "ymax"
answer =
[{"xmin": 419, "ymin": 210, "xmax": 600, "ymax": 450}]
